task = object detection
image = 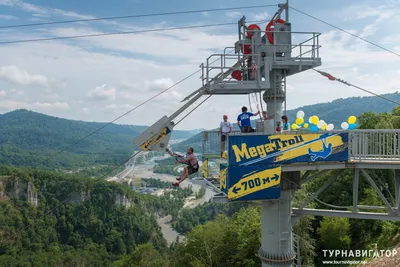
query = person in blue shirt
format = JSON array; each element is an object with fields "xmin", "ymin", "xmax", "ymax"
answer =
[
  {"xmin": 281, "ymin": 115, "xmax": 290, "ymax": 132},
  {"xmin": 237, "ymin": 106, "xmax": 260, "ymax": 133}
]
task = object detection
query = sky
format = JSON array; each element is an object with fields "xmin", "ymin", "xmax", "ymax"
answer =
[{"xmin": 0, "ymin": 0, "xmax": 399, "ymax": 130}]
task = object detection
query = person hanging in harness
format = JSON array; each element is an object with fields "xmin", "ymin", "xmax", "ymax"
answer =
[
  {"xmin": 237, "ymin": 106, "xmax": 260, "ymax": 133},
  {"xmin": 166, "ymin": 147, "xmax": 199, "ymax": 187}
]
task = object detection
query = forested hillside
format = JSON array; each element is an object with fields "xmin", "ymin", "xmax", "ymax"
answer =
[
  {"xmin": 173, "ymin": 92, "xmax": 400, "ymax": 152},
  {"xmin": 0, "ymin": 166, "xmax": 193, "ymax": 266},
  {"xmin": 1, "ymin": 106, "xmax": 400, "ymax": 266},
  {"xmin": 0, "ymin": 109, "xmax": 199, "ymax": 170},
  {"xmin": 166, "ymin": 107, "xmax": 400, "ymax": 266}
]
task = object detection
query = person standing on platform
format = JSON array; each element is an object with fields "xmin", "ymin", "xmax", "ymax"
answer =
[
  {"xmin": 237, "ymin": 106, "xmax": 260, "ymax": 133},
  {"xmin": 281, "ymin": 115, "xmax": 291, "ymax": 132},
  {"xmin": 219, "ymin": 115, "xmax": 232, "ymax": 156}
]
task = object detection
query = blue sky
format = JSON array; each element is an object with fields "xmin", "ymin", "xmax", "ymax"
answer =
[{"xmin": 0, "ymin": 0, "xmax": 399, "ymax": 130}]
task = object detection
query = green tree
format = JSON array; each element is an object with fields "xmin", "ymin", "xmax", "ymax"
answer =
[
  {"xmin": 317, "ymin": 217, "xmax": 351, "ymax": 258},
  {"xmin": 112, "ymin": 243, "xmax": 167, "ymax": 267},
  {"xmin": 173, "ymin": 207, "xmax": 261, "ymax": 267}
]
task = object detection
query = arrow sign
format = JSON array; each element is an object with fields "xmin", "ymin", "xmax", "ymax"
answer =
[
  {"xmin": 228, "ymin": 166, "xmax": 281, "ymax": 200},
  {"xmin": 232, "ymin": 186, "xmax": 241, "ymax": 194}
]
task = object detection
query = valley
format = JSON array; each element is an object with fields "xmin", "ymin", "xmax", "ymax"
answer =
[{"xmin": 108, "ymin": 152, "xmax": 215, "ymax": 244}]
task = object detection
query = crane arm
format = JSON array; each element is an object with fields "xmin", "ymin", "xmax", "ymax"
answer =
[
  {"xmin": 132, "ymin": 90, "xmax": 205, "ymax": 152},
  {"xmin": 133, "ymin": 56, "xmax": 249, "ymax": 152}
]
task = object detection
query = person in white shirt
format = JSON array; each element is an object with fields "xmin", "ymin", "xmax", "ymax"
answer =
[{"xmin": 219, "ymin": 115, "xmax": 232, "ymax": 156}]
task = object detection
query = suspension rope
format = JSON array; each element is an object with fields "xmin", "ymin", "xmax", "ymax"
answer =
[
  {"xmin": 259, "ymin": 91, "xmax": 264, "ymax": 117},
  {"xmin": 248, "ymin": 94, "xmax": 253, "ymax": 112},
  {"xmin": 253, "ymin": 93, "xmax": 262, "ymax": 120},
  {"xmin": 103, "ymin": 94, "xmax": 212, "ymax": 179}
]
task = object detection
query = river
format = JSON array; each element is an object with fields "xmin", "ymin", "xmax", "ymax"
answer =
[{"xmin": 133, "ymin": 154, "xmax": 215, "ymax": 245}]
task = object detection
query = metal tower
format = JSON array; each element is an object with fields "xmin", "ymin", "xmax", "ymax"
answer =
[{"xmin": 132, "ymin": 2, "xmax": 400, "ymax": 267}]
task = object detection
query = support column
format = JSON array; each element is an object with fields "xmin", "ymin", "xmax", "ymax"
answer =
[
  {"xmin": 259, "ymin": 69, "xmax": 295, "ymax": 266},
  {"xmin": 259, "ymin": 190, "xmax": 295, "ymax": 266},
  {"xmin": 395, "ymin": 170, "xmax": 400, "ymax": 215},
  {"xmin": 353, "ymin": 169, "xmax": 360, "ymax": 212},
  {"xmin": 263, "ymin": 70, "xmax": 285, "ymax": 134}
]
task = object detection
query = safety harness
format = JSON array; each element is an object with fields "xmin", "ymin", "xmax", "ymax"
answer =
[{"xmin": 167, "ymin": 148, "xmax": 199, "ymax": 169}]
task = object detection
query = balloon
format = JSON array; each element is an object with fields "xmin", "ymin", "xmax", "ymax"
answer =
[
  {"xmin": 309, "ymin": 125, "xmax": 319, "ymax": 132},
  {"xmin": 296, "ymin": 110, "xmax": 305, "ymax": 118},
  {"xmin": 310, "ymin": 115, "xmax": 319, "ymax": 125},
  {"xmin": 291, "ymin": 124, "xmax": 298, "ymax": 130},
  {"xmin": 308, "ymin": 117, "xmax": 312, "ymax": 123},
  {"xmin": 348, "ymin": 123, "xmax": 356, "ymax": 130},
  {"xmin": 321, "ymin": 123, "xmax": 327, "ymax": 131},
  {"xmin": 303, "ymin": 123, "xmax": 309, "ymax": 129},
  {"xmin": 326, "ymin": 124, "xmax": 334, "ymax": 131},
  {"xmin": 341, "ymin": 122, "xmax": 349, "ymax": 130},
  {"xmin": 317, "ymin": 120, "xmax": 325, "ymax": 129},
  {"xmin": 348, "ymin": 115, "xmax": 357, "ymax": 124},
  {"xmin": 295, "ymin": 117, "xmax": 304, "ymax": 125}
]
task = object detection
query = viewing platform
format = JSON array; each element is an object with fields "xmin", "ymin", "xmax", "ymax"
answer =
[
  {"xmin": 198, "ymin": 30, "xmax": 322, "ymax": 95},
  {"xmin": 200, "ymin": 129, "xmax": 400, "ymax": 221},
  {"xmin": 202, "ymin": 129, "xmax": 400, "ymax": 170}
]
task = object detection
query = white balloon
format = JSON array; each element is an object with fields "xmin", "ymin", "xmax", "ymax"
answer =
[
  {"xmin": 317, "ymin": 120, "xmax": 325, "ymax": 129},
  {"xmin": 326, "ymin": 124, "xmax": 334, "ymax": 131},
  {"xmin": 341, "ymin": 122, "xmax": 349, "ymax": 130},
  {"xmin": 296, "ymin": 110, "xmax": 305, "ymax": 118},
  {"xmin": 308, "ymin": 117, "xmax": 312, "ymax": 123}
]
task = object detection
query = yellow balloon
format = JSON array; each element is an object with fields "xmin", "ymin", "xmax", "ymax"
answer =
[
  {"xmin": 310, "ymin": 115, "xmax": 319, "ymax": 125},
  {"xmin": 348, "ymin": 115, "xmax": 356, "ymax": 124},
  {"xmin": 321, "ymin": 123, "xmax": 327, "ymax": 130},
  {"xmin": 291, "ymin": 124, "xmax": 298, "ymax": 130},
  {"xmin": 295, "ymin": 117, "xmax": 304, "ymax": 125},
  {"xmin": 303, "ymin": 123, "xmax": 309, "ymax": 129}
]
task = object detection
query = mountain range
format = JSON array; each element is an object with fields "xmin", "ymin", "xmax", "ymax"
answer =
[
  {"xmin": 172, "ymin": 92, "xmax": 400, "ymax": 152},
  {"xmin": 0, "ymin": 109, "xmax": 202, "ymax": 169},
  {"xmin": 1, "ymin": 91, "xmax": 399, "ymax": 169}
]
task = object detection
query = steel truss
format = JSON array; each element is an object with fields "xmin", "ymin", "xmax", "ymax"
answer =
[{"xmin": 292, "ymin": 168, "xmax": 400, "ymax": 221}]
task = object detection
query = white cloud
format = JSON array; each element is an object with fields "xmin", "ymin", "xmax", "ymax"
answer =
[
  {"xmin": 0, "ymin": 99, "xmax": 68, "ymax": 110},
  {"xmin": 144, "ymin": 77, "xmax": 175, "ymax": 91},
  {"xmin": 225, "ymin": 11, "xmax": 242, "ymax": 19},
  {"xmin": 44, "ymin": 26, "xmax": 238, "ymax": 61},
  {"xmin": 0, "ymin": 99, "xmax": 29, "ymax": 110},
  {"xmin": 0, "ymin": 65, "xmax": 49, "ymax": 86},
  {"xmin": 33, "ymin": 101, "xmax": 69, "ymax": 110},
  {"xmin": 0, "ymin": 0, "xmax": 399, "ymax": 131},
  {"xmin": 9, "ymin": 88, "xmax": 24, "ymax": 95},
  {"xmin": 0, "ymin": 0, "xmax": 93, "ymax": 19},
  {"xmin": 87, "ymin": 84, "xmax": 117, "ymax": 101},
  {"xmin": 201, "ymin": 12, "xmax": 209, "ymax": 17},
  {"xmin": 251, "ymin": 11, "xmax": 270, "ymax": 21},
  {"xmin": 0, "ymin": 90, "xmax": 6, "ymax": 97},
  {"xmin": 0, "ymin": 14, "xmax": 17, "ymax": 20}
]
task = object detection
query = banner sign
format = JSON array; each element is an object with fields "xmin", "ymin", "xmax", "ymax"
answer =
[
  {"xmin": 228, "ymin": 133, "xmax": 348, "ymax": 167},
  {"xmin": 227, "ymin": 165, "xmax": 281, "ymax": 201},
  {"xmin": 201, "ymin": 157, "xmax": 208, "ymax": 178},
  {"xmin": 219, "ymin": 163, "xmax": 228, "ymax": 194}
]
